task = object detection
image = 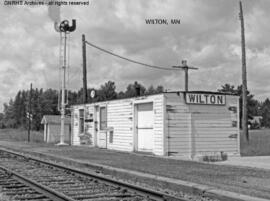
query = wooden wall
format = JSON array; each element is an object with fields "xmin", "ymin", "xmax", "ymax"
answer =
[
  {"xmin": 71, "ymin": 94, "xmax": 165, "ymax": 155},
  {"xmin": 165, "ymin": 93, "xmax": 239, "ymax": 158},
  {"xmin": 71, "ymin": 92, "xmax": 239, "ymax": 158},
  {"xmin": 46, "ymin": 124, "xmax": 70, "ymax": 143},
  {"xmin": 188, "ymin": 95, "xmax": 239, "ymax": 157},
  {"xmin": 164, "ymin": 93, "xmax": 190, "ymax": 156}
]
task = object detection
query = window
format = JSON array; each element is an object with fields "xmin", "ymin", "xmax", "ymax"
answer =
[
  {"xmin": 100, "ymin": 107, "xmax": 107, "ymax": 130},
  {"xmin": 109, "ymin": 131, "xmax": 113, "ymax": 143},
  {"xmin": 79, "ymin": 109, "xmax": 84, "ymax": 134}
]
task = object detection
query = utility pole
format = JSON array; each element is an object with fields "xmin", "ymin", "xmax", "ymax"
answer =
[
  {"xmin": 172, "ymin": 60, "xmax": 198, "ymax": 91},
  {"xmin": 239, "ymin": 1, "xmax": 249, "ymax": 142},
  {"xmin": 82, "ymin": 34, "xmax": 88, "ymax": 104},
  {"xmin": 27, "ymin": 83, "xmax": 32, "ymax": 142}
]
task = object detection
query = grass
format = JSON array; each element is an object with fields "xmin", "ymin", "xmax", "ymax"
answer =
[
  {"xmin": 0, "ymin": 128, "xmax": 44, "ymax": 143},
  {"xmin": 240, "ymin": 128, "xmax": 270, "ymax": 156}
]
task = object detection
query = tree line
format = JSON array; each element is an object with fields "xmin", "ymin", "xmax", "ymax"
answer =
[
  {"xmin": 218, "ymin": 83, "xmax": 270, "ymax": 128},
  {"xmin": 0, "ymin": 81, "xmax": 163, "ymax": 130},
  {"xmin": 0, "ymin": 82, "xmax": 269, "ymax": 130}
]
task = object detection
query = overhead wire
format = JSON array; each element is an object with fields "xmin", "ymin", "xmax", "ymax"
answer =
[
  {"xmin": 85, "ymin": 41, "xmax": 177, "ymax": 71},
  {"xmin": 69, "ymin": 68, "xmax": 82, "ymax": 83}
]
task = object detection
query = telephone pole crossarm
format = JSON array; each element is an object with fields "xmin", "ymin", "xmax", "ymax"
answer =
[{"xmin": 172, "ymin": 60, "xmax": 198, "ymax": 92}]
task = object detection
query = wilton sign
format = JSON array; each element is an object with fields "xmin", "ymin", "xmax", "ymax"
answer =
[{"xmin": 185, "ymin": 93, "xmax": 226, "ymax": 105}]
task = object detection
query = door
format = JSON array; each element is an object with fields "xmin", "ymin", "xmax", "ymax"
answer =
[
  {"xmin": 98, "ymin": 106, "xmax": 107, "ymax": 148},
  {"xmin": 137, "ymin": 103, "xmax": 154, "ymax": 152}
]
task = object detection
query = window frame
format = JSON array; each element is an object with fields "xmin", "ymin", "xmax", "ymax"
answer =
[
  {"xmin": 99, "ymin": 106, "xmax": 107, "ymax": 130},
  {"xmin": 79, "ymin": 109, "xmax": 84, "ymax": 134}
]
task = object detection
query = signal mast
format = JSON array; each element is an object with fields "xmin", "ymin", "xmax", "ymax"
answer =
[{"xmin": 54, "ymin": 19, "xmax": 76, "ymax": 145}]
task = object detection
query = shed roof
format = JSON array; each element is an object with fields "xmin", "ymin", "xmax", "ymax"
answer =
[{"xmin": 41, "ymin": 115, "xmax": 71, "ymax": 125}]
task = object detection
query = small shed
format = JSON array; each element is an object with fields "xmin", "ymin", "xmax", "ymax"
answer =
[
  {"xmin": 248, "ymin": 116, "xmax": 263, "ymax": 129},
  {"xmin": 41, "ymin": 115, "xmax": 71, "ymax": 143},
  {"xmin": 71, "ymin": 91, "xmax": 240, "ymax": 159}
]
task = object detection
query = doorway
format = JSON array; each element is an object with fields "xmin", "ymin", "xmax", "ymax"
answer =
[{"xmin": 136, "ymin": 102, "xmax": 154, "ymax": 152}]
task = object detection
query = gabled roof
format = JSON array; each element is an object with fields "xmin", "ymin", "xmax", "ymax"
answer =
[{"xmin": 41, "ymin": 115, "xmax": 71, "ymax": 125}]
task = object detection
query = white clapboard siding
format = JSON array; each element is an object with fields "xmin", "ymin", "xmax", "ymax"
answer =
[
  {"xmin": 164, "ymin": 93, "xmax": 239, "ymax": 157},
  {"xmin": 190, "ymin": 95, "xmax": 239, "ymax": 156},
  {"xmin": 71, "ymin": 92, "xmax": 239, "ymax": 158},
  {"xmin": 150, "ymin": 95, "xmax": 164, "ymax": 155},
  {"xmin": 165, "ymin": 93, "xmax": 190, "ymax": 156},
  {"xmin": 106, "ymin": 99, "xmax": 134, "ymax": 152}
]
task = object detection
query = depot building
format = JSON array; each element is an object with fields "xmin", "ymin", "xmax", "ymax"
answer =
[{"xmin": 71, "ymin": 91, "xmax": 240, "ymax": 158}]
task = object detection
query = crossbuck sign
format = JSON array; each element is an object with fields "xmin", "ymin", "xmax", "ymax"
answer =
[{"xmin": 185, "ymin": 92, "xmax": 226, "ymax": 105}]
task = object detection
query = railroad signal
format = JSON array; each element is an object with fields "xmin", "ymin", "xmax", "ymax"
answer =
[
  {"xmin": 54, "ymin": 19, "xmax": 76, "ymax": 146},
  {"xmin": 26, "ymin": 112, "xmax": 33, "ymax": 121}
]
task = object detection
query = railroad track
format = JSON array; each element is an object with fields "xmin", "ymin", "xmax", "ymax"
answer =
[
  {"xmin": 0, "ymin": 149, "xmax": 186, "ymax": 201},
  {"xmin": 0, "ymin": 167, "xmax": 73, "ymax": 201}
]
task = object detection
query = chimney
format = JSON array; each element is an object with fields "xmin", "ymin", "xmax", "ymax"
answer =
[{"xmin": 135, "ymin": 82, "xmax": 140, "ymax": 96}]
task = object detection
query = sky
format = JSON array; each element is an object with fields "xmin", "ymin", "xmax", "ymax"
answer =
[{"xmin": 0, "ymin": 0, "xmax": 270, "ymax": 112}]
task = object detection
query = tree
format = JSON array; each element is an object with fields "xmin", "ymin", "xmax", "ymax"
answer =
[
  {"xmin": 2, "ymin": 99, "xmax": 16, "ymax": 128},
  {"xmin": 156, "ymin": 85, "xmax": 164, "ymax": 93},
  {"xmin": 218, "ymin": 83, "xmax": 237, "ymax": 94},
  {"xmin": 218, "ymin": 83, "xmax": 261, "ymax": 127},
  {"xmin": 145, "ymin": 85, "xmax": 156, "ymax": 95},
  {"xmin": 41, "ymin": 89, "xmax": 59, "ymax": 115},
  {"xmin": 13, "ymin": 90, "xmax": 28, "ymax": 128},
  {"xmin": 124, "ymin": 81, "xmax": 146, "ymax": 98},
  {"xmin": 117, "ymin": 91, "xmax": 126, "ymax": 99},
  {"xmin": 0, "ymin": 113, "xmax": 5, "ymax": 128},
  {"xmin": 99, "ymin": 81, "xmax": 117, "ymax": 101},
  {"xmin": 0, "ymin": 82, "xmax": 166, "ymax": 131},
  {"xmin": 261, "ymin": 98, "xmax": 270, "ymax": 127},
  {"xmin": 145, "ymin": 85, "xmax": 164, "ymax": 95}
]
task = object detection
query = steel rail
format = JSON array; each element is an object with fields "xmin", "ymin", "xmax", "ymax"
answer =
[
  {"xmin": 0, "ymin": 165, "xmax": 76, "ymax": 201},
  {"xmin": 0, "ymin": 148, "xmax": 187, "ymax": 201}
]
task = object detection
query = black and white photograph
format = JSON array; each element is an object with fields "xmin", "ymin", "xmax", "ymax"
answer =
[{"xmin": 0, "ymin": 0, "xmax": 270, "ymax": 200}]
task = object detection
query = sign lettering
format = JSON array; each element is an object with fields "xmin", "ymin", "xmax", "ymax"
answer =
[{"xmin": 185, "ymin": 93, "xmax": 226, "ymax": 105}]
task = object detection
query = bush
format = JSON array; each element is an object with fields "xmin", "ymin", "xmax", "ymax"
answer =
[{"xmin": 202, "ymin": 152, "xmax": 228, "ymax": 162}]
